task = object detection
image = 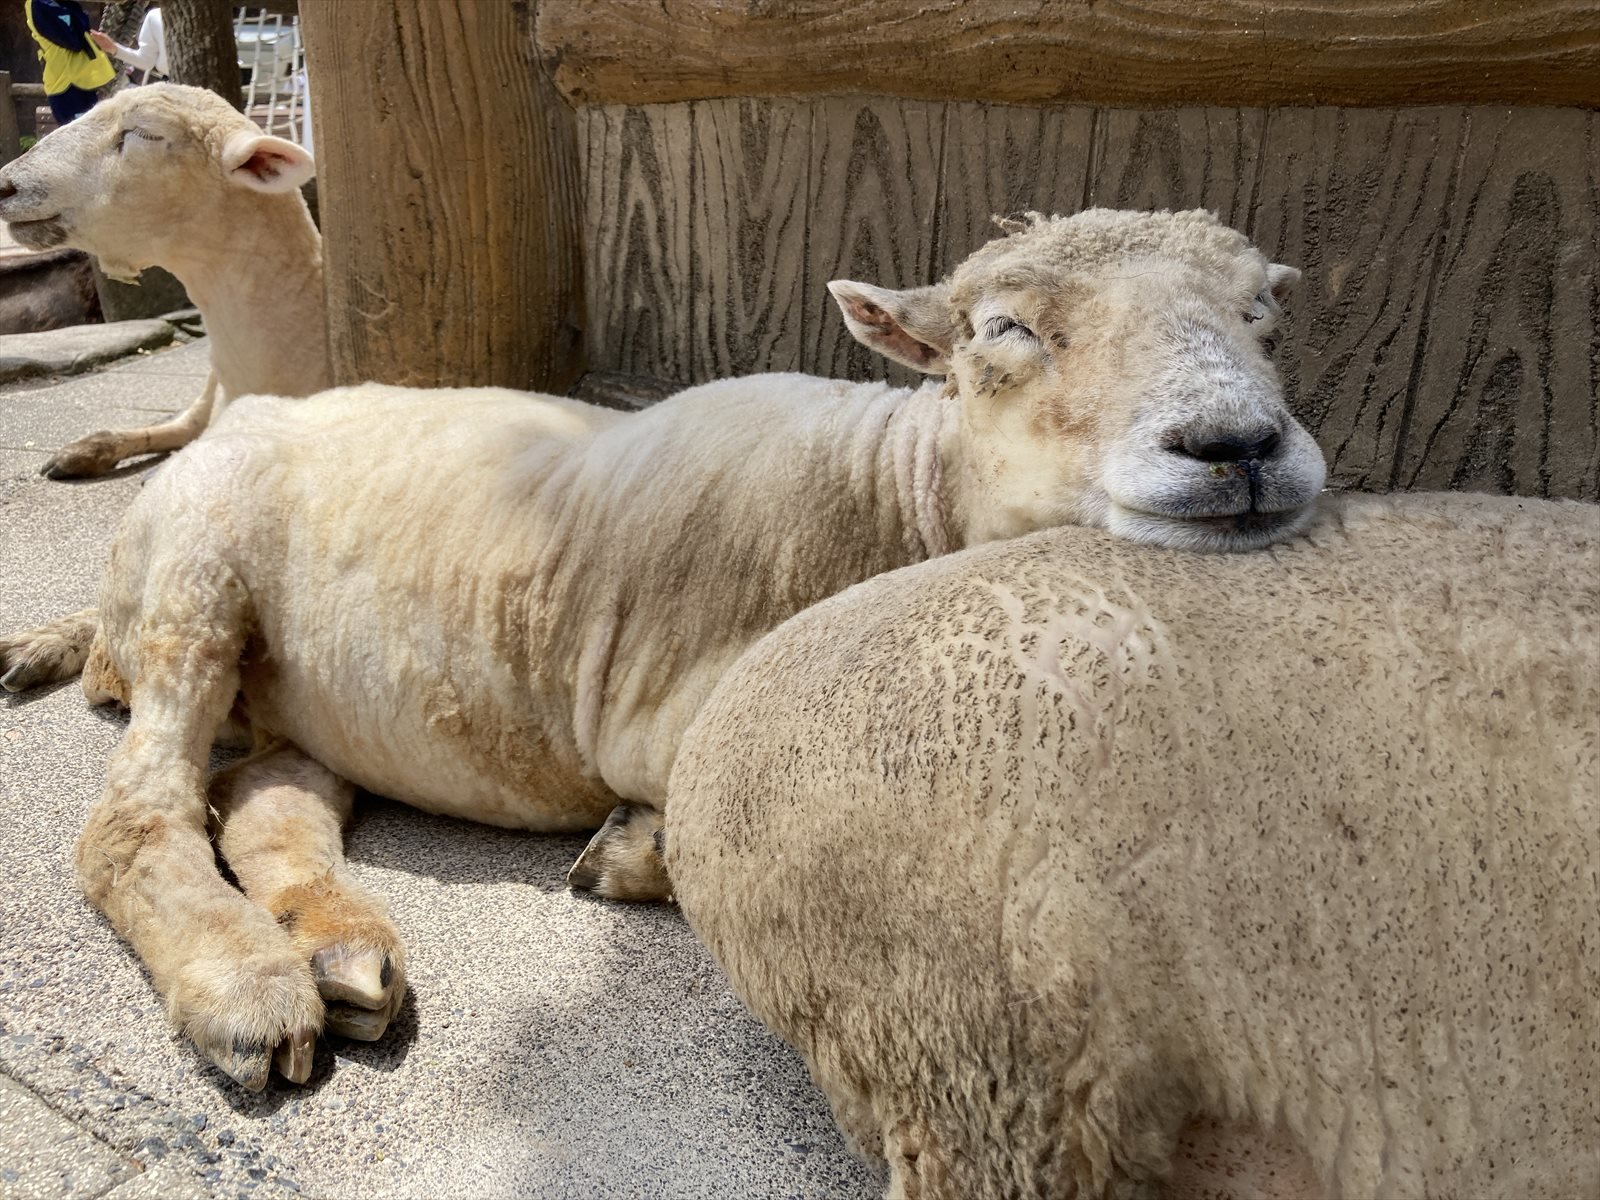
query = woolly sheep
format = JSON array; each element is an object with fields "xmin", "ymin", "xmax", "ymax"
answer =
[
  {"xmin": 11, "ymin": 209, "xmax": 1326, "ymax": 1090},
  {"xmin": 0, "ymin": 82, "xmax": 323, "ymax": 478},
  {"xmin": 667, "ymin": 491, "xmax": 1600, "ymax": 1199}
]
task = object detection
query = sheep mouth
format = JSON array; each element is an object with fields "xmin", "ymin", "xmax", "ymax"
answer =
[
  {"xmin": 5, "ymin": 217, "xmax": 68, "ymax": 250},
  {"xmin": 1106, "ymin": 499, "xmax": 1315, "ymax": 552}
]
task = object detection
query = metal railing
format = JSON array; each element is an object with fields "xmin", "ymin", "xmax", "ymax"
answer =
[{"xmin": 235, "ymin": 7, "xmax": 309, "ymax": 151}]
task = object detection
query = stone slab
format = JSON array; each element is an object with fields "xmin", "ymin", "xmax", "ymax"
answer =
[
  {"xmin": 0, "ymin": 1073, "xmax": 139, "ymax": 1199},
  {"xmin": 0, "ymin": 322, "xmax": 175, "ymax": 385}
]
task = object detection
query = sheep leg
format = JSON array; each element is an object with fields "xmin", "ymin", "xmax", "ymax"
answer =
[
  {"xmin": 41, "ymin": 370, "xmax": 219, "ymax": 479},
  {"xmin": 209, "ymin": 743, "xmax": 408, "ymax": 1081},
  {"xmin": 0, "ymin": 607, "xmax": 98, "ymax": 692},
  {"xmin": 567, "ymin": 803, "xmax": 672, "ymax": 901},
  {"xmin": 74, "ymin": 583, "xmax": 322, "ymax": 1093}
]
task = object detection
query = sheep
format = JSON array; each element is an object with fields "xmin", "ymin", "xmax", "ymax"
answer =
[
  {"xmin": 10, "ymin": 208, "xmax": 1328, "ymax": 1090},
  {"xmin": 0, "ymin": 82, "xmax": 322, "ymax": 694},
  {"xmin": 665, "ymin": 490, "xmax": 1600, "ymax": 1199},
  {"xmin": 0, "ymin": 82, "xmax": 324, "ymax": 478}
]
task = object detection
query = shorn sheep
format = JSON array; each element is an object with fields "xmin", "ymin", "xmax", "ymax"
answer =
[
  {"xmin": 4, "ymin": 209, "xmax": 1325, "ymax": 1088},
  {"xmin": 0, "ymin": 84, "xmax": 323, "ymax": 693},
  {"xmin": 667, "ymin": 491, "xmax": 1600, "ymax": 1199},
  {"xmin": 0, "ymin": 83, "xmax": 324, "ymax": 476}
]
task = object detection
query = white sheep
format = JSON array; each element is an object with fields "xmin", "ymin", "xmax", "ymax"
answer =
[
  {"xmin": 666, "ymin": 490, "xmax": 1600, "ymax": 1199},
  {"xmin": 0, "ymin": 82, "xmax": 324, "ymax": 478},
  {"xmin": 0, "ymin": 83, "xmax": 323, "ymax": 694},
  {"xmin": 15, "ymin": 209, "xmax": 1327, "ymax": 1090}
]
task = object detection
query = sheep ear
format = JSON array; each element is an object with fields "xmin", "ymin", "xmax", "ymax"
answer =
[
  {"xmin": 222, "ymin": 131, "xmax": 315, "ymax": 193},
  {"xmin": 828, "ymin": 280, "xmax": 957, "ymax": 374},
  {"xmin": 1266, "ymin": 262, "xmax": 1301, "ymax": 303}
]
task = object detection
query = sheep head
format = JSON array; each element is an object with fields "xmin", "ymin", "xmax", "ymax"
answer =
[
  {"xmin": 0, "ymin": 84, "xmax": 313, "ymax": 283},
  {"xmin": 830, "ymin": 209, "xmax": 1327, "ymax": 552}
]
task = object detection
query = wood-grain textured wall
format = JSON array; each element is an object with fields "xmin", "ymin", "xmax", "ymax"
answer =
[{"xmin": 579, "ymin": 101, "xmax": 1599, "ymax": 501}]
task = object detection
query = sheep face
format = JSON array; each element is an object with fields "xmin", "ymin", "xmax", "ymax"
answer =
[
  {"xmin": 831, "ymin": 209, "xmax": 1327, "ymax": 552},
  {"xmin": 0, "ymin": 84, "xmax": 313, "ymax": 282}
]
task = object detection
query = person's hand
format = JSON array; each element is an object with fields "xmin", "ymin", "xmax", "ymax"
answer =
[{"xmin": 89, "ymin": 30, "xmax": 117, "ymax": 56}]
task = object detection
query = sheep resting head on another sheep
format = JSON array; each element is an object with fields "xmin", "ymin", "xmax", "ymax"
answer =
[{"xmin": 831, "ymin": 208, "xmax": 1326, "ymax": 552}]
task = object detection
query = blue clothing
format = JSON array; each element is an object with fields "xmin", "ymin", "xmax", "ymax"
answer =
[{"xmin": 47, "ymin": 82, "xmax": 99, "ymax": 124}]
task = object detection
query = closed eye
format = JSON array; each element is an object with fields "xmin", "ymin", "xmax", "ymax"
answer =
[
  {"xmin": 985, "ymin": 315, "xmax": 1036, "ymax": 341},
  {"xmin": 120, "ymin": 128, "xmax": 164, "ymax": 148}
]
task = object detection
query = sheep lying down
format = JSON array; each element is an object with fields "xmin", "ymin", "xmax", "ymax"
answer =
[
  {"xmin": 3, "ymin": 209, "xmax": 1333, "ymax": 1090},
  {"xmin": 668, "ymin": 491, "xmax": 1600, "ymax": 1199}
]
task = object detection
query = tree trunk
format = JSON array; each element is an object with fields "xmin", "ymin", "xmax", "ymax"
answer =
[
  {"xmin": 99, "ymin": 1, "xmax": 149, "ymax": 46},
  {"xmin": 164, "ymin": 0, "xmax": 242, "ymax": 110},
  {"xmin": 300, "ymin": 0, "xmax": 585, "ymax": 393}
]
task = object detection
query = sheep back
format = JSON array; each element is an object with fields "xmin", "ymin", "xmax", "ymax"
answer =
[{"xmin": 667, "ymin": 491, "xmax": 1600, "ymax": 1199}]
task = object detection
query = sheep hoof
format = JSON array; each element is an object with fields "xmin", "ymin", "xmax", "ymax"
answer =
[
  {"xmin": 311, "ymin": 946, "xmax": 391, "ymax": 1010},
  {"xmin": 273, "ymin": 1029, "xmax": 316, "ymax": 1085},
  {"xmin": 0, "ymin": 662, "xmax": 36, "ymax": 693},
  {"xmin": 40, "ymin": 432, "xmax": 127, "ymax": 479},
  {"xmin": 568, "ymin": 804, "xmax": 672, "ymax": 903},
  {"xmin": 325, "ymin": 1004, "xmax": 390, "ymax": 1042},
  {"xmin": 208, "ymin": 1036, "xmax": 275, "ymax": 1093},
  {"xmin": 2, "ymin": 653, "xmax": 61, "ymax": 693}
]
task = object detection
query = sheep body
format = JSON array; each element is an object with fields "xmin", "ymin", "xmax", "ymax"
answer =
[
  {"xmin": 668, "ymin": 491, "xmax": 1600, "ymax": 1198},
  {"xmin": 114, "ymin": 374, "xmax": 948, "ymax": 818},
  {"xmin": 35, "ymin": 209, "xmax": 1335, "ymax": 1089}
]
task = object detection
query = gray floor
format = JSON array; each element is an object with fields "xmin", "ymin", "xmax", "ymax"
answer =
[{"xmin": 0, "ymin": 341, "xmax": 880, "ymax": 1199}]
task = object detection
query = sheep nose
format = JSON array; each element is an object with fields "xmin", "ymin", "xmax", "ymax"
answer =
[
  {"xmin": 0, "ymin": 179, "xmax": 15, "ymax": 202},
  {"xmin": 1181, "ymin": 429, "xmax": 1281, "ymax": 463}
]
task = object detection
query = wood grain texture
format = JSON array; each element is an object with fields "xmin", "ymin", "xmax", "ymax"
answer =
[
  {"xmin": 687, "ymin": 99, "xmax": 810, "ymax": 379},
  {"xmin": 579, "ymin": 104, "xmax": 694, "ymax": 381},
  {"xmin": 1251, "ymin": 108, "xmax": 1465, "ymax": 491},
  {"xmin": 301, "ymin": 0, "xmax": 584, "ymax": 391},
  {"xmin": 538, "ymin": 0, "xmax": 1600, "ymax": 109},
  {"xmin": 937, "ymin": 104, "xmax": 1095, "ymax": 275},
  {"xmin": 578, "ymin": 95, "xmax": 1597, "ymax": 500},
  {"xmin": 1088, "ymin": 108, "xmax": 1265, "ymax": 226},
  {"xmin": 803, "ymin": 99, "xmax": 944, "ymax": 387},
  {"xmin": 1396, "ymin": 108, "xmax": 1599, "ymax": 500}
]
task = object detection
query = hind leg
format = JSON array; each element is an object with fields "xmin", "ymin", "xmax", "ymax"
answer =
[
  {"xmin": 75, "ymin": 568, "xmax": 321, "ymax": 1091},
  {"xmin": 568, "ymin": 803, "xmax": 671, "ymax": 901},
  {"xmin": 209, "ymin": 744, "xmax": 408, "ymax": 1081},
  {"xmin": 0, "ymin": 607, "xmax": 98, "ymax": 692}
]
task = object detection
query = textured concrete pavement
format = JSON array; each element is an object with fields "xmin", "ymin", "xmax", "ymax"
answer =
[{"xmin": 0, "ymin": 341, "xmax": 880, "ymax": 1199}]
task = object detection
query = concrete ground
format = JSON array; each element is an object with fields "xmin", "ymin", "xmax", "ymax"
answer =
[{"xmin": 0, "ymin": 340, "xmax": 881, "ymax": 1199}]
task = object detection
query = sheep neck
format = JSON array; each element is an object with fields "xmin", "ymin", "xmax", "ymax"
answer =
[
  {"xmin": 875, "ymin": 378, "xmax": 963, "ymax": 561},
  {"xmin": 157, "ymin": 191, "xmax": 327, "ymax": 400}
]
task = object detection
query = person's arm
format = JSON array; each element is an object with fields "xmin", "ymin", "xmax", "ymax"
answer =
[{"xmin": 91, "ymin": 26, "xmax": 155, "ymax": 72}]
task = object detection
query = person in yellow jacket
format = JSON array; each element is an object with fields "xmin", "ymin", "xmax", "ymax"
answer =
[{"xmin": 25, "ymin": 0, "xmax": 117, "ymax": 124}]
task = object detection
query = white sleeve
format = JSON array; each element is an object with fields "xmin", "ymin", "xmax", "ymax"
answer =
[{"xmin": 114, "ymin": 10, "xmax": 161, "ymax": 72}]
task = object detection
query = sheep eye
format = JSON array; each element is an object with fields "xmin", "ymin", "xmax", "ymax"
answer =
[
  {"xmin": 985, "ymin": 316, "xmax": 1036, "ymax": 341},
  {"xmin": 120, "ymin": 128, "xmax": 164, "ymax": 147}
]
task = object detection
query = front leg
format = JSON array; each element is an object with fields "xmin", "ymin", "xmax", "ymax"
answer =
[
  {"xmin": 209, "ymin": 744, "xmax": 408, "ymax": 1082},
  {"xmin": 75, "ymin": 578, "xmax": 320, "ymax": 1091},
  {"xmin": 42, "ymin": 369, "xmax": 219, "ymax": 479}
]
